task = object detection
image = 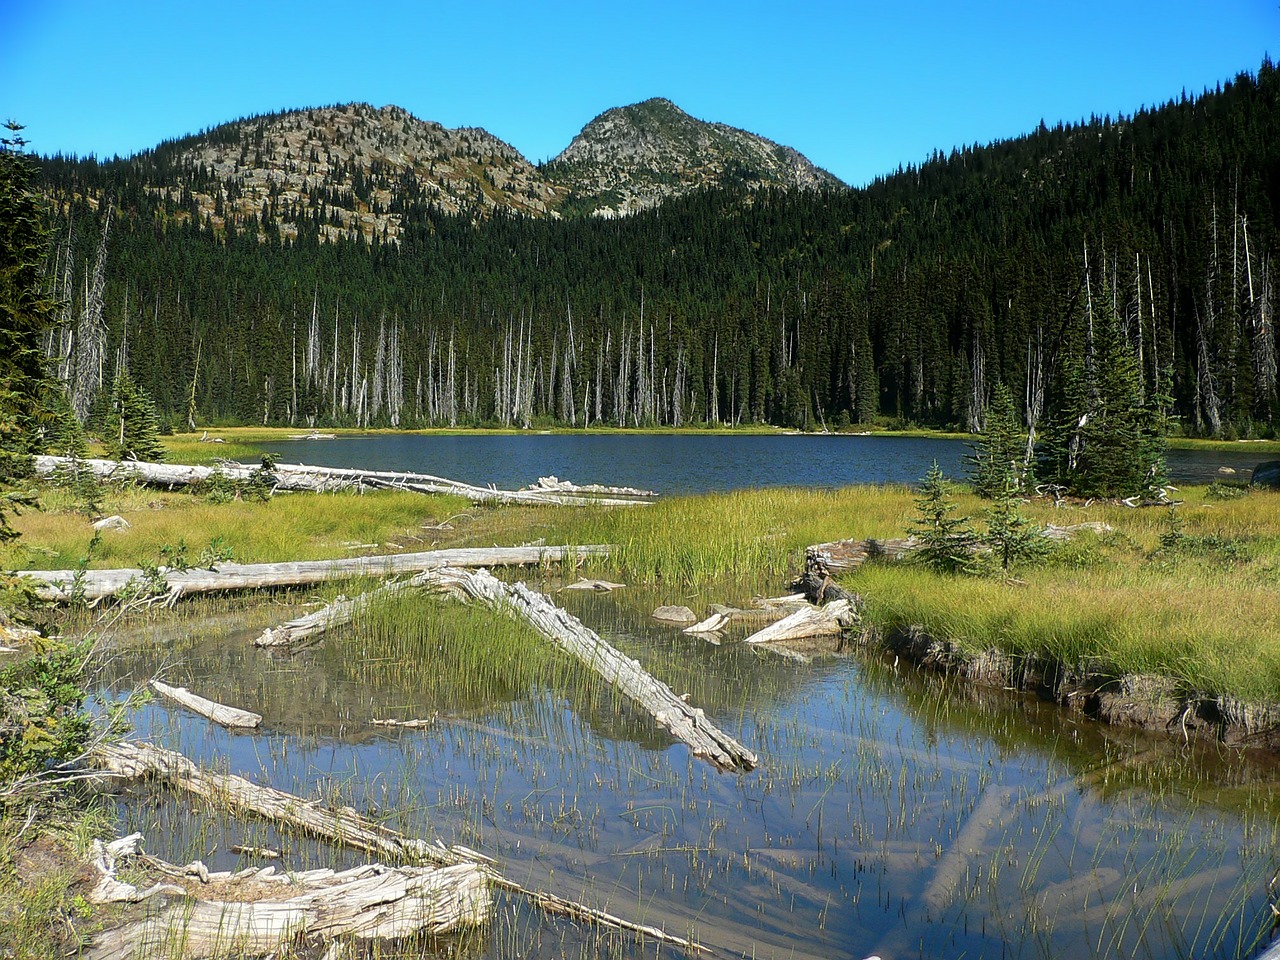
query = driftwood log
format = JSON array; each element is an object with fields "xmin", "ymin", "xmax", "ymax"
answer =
[
  {"xmin": 95, "ymin": 741, "xmax": 485, "ymax": 868},
  {"xmin": 741, "ymin": 598, "xmax": 859, "ymax": 645},
  {"xmin": 424, "ymin": 568, "xmax": 757, "ymax": 771},
  {"xmin": 88, "ymin": 851, "xmax": 489, "ymax": 960},
  {"xmin": 149, "ymin": 681, "xmax": 262, "ymax": 729},
  {"xmin": 33, "ymin": 456, "xmax": 655, "ymax": 507},
  {"xmin": 95, "ymin": 740, "xmax": 703, "ymax": 954},
  {"xmin": 254, "ymin": 568, "xmax": 757, "ymax": 771},
  {"xmin": 805, "ymin": 522, "xmax": 1113, "ymax": 575},
  {"xmin": 22, "ymin": 544, "xmax": 609, "ymax": 604}
]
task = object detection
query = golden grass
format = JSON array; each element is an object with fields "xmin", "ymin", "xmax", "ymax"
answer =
[
  {"xmin": 2, "ymin": 486, "xmax": 472, "ymax": 570},
  {"xmin": 8, "ymin": 470, "xmax": 1280, "ymax": 700}
]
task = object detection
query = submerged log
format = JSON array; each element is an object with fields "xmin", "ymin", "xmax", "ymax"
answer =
[
  {"xmin": 424, "ymin": 568, "xmax": 758, "ymax": 771},
  {"xmin": 33, "ymin": 456, "xmax": 655, "ymax": 507},
  {"xmin": 87, "ymin": 860, "xmax": 491, "ymax": 960},
  {"xmin": 96, "ymin": 740, "xmax": 703, "ymax": 954},
  {"xmin": 23, "ymin": 544, "xmax": 609, "ymax": 604},
  {"xmin": 252, "ymin": 568, "xmax": 757, "ymax": 771},
  {"xmin": 94, "ymin": 741, "xmax": 484, "ymax": 868},
  {"xmin": 149, "ymin": 680, "xmax": 263, "ymax": 729},
  {"xmin": 806, "ymin": 522, "xmax": 1113, "ymax": 575},
  {"xmin": 741, "ymin": 599, "xmax": 859, "ymax": 645}
]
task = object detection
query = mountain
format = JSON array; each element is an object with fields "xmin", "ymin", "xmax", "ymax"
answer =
[
  {"xmin": 54, "ymin": 99, "xmax": 837, "ymax": 243},
  {"xmin": 546, "ymin": 98, "xmax": 843, "ymax": 217},
  {"xmin": 33, "ymin": 62, "xmax": 1280, "ymax": 439}
]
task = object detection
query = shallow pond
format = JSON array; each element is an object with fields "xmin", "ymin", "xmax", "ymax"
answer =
[
  {"xmin": 96, "ymin": 584, "xmax": 1280, "ymax": 960},
  {"xmin": 260, "ymin": 432, "xmax": 1269, "ymax": 493}
]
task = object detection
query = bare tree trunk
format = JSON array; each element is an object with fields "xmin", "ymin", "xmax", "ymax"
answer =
[{"xmin": 70, "ymin": 202, "xmax": 113, "ymax": 421}]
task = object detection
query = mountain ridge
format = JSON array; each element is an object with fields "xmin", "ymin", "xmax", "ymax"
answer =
[{"xmin": 73, "ymin": 98, "xmax": 840, "ymax": 240}]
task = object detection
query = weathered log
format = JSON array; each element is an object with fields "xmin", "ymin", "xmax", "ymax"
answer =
[
  {"xmin": 96, "ymin": 741, "xmax": 703, "ymax": 953},
  {"xmin": 806, "ymin": 522, "xmax": 1113, "ymax": 575},
  {"xmin": 86, "ymin": 859, "xmax": 491, "ymax": 960},
  {"xmin": 255, "ymin": 577, "xmax": 417, "ymax": 648},
  {"xmin": 150, "ymin": 680, "xmax": 263, "ymax": 729},
  {"xmin": 742, "ymin": 599, "xmax": 858, "ymax": 645},
  {"xmin": 424, "ymin": 568, "xmax": 758, "ymax": 771},
  {"xmin": 94, "ymin": 741, "xmax": 484, "ymax": 868},
  {"xmin": 524, "ymin": 475, "xmax": 658, "ymax": 497},
  {"xmin": 88, "ymin": 833, "xmax": 184, "ymax": 905},
  {"xmin": 22, "ymin": 543, "xmax": 609, "ymax": 604},
  {"xmin": 32, "ymin": 456, "xmax": 656, "ymax": 507},
  {"xmin": 252, "ymin": 568, "xmax": 756, "ymax": 770},
  {"xmin": 683, "ymin": 612, "xmax": 730, "ymax": 635}
]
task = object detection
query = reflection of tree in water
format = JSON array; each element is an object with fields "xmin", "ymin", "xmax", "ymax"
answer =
[{"xmin": 854, "ymin": 647, "xmax": 1280, "ymax": 812}]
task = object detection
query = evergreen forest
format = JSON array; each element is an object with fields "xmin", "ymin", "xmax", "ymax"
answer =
[{"xmin": 31, "ymin": 62, "xmax": 1280, "ymax": 444}]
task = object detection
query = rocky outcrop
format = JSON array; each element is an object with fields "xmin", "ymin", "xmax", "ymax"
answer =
[
  {"xmin": 547, "ymin": 98, "xmax": 842, "ymax": 216},
  {"xmin": 69, "ymin": 99, "xmax": 841, "ymax": 240}
]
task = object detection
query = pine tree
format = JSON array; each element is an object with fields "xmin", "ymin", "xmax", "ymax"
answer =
[
  {"xmin": 908, "ymin": 461, "xmax": 977, "ymax": 573},
  {"xmin": 1041, "ymin": 295, "xmax": 1166, "ymax": 498},
  {"xmin": 969, "ymin": 382, "xmax": 1031, "ymax": 498},
  {"xmin": 0, "ymin": 122, "xmax": 58, "ymax": 480},
  {"xmin": 107, "ymin": 371, "xmax": 165, "ymax": 462},
  {"xmin": 981, "ymin": 473, "xmax": 1046, "ymax": 573}
]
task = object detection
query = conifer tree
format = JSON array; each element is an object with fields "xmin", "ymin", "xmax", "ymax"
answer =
[
  {"xmin": 969, "ymin": 382, "xmax": 1031, "ymax": 498},
  {"xmin": 981, "ymin": 473, "xmax": 1046, "ymax": 572},
  {"xmin": 908, "ymin": 461, "xmax": 977, "ymax": 573},
  {"xmin": 107, "ymin": 371, "xmax": 165, "ymax": 462}
]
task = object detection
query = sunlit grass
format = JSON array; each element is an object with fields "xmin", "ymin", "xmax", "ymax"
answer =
[{"xmin": 3, "ymin": 486, "xmax": 472, "ymax": 570}]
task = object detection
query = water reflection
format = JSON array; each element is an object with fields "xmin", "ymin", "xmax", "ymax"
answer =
[{"xmin": 95, "ymin": 588, "xmax": 1280, "ymax": 960}]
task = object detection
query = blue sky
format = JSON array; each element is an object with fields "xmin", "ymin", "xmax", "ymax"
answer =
[{"xmin": 2, "ymin": 1, "xmax": 1276, "ymax": 185}]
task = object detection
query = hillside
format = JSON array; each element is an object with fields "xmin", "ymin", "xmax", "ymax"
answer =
[
  {"xmin": 32, "ymin": 61, "xmax": 1280, "ymax": 440},
  {"xmin": 44, "ymin": 99, "xmax": 837, "ymax": 243}
]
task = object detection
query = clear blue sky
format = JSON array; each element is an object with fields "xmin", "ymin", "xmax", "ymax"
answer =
[{"xmin": 2, "ymin": 0, "xmax": 1276, "ymax": 186}]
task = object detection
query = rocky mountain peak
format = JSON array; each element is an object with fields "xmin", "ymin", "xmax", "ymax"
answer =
[{"xmin": 547, "ymin": 97, "xmax": 842, "ymax": 217}]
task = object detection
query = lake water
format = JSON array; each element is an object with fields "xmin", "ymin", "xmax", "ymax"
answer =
[
  {"xmin": 101, "ymin": 585, "xmax": 1280, "ymax": 960},
  {"xmin": 264, "ymin": 433, "xmax": 1269, "ymax": 493}
]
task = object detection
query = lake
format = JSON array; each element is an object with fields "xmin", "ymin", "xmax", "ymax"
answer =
[
  {"xmin": 263, "ymin": 432, "xmax": 1268, "ymax": 493},
  {"xmin": 101, "ymin": 582, "xmax": 1280, "ymax": 960}
]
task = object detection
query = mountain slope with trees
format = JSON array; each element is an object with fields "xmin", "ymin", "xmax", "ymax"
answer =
[{"xmin": 29, "ymin": 62, "xmax": 1280, "ymax": 457}]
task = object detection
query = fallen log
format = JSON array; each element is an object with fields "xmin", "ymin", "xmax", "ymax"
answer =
[
  {"xmin": 22, "ymin": 543, "xmax": 609, "ymax": 604},
  {"xmin": 741, "ymin": 599, "xmax": 859, "ymax": 646},
  {"xmin": 94, "ymin": 741, "xmax": 484, "ymax": 868},
  {"xmin": 806, "ymin": 522, "xmax": 1113, "ymax": 575},
  {"xmin": 425, "ymin": 568, "xmax": 758, "ymax": 771},
  {"xmin": 252, "ymin": 568, "xmax": 757, "ymax": 770},
  {"xmin": 33, "ymin": 456, "xmax": 655, "ymax": 507},
  {"xmin": 523, "ymin": 475, "xmax": 658, "ymax": 498},
  {"xmin": 87, "ymin": 857, "xmax": 491, "ymax": 960},
  {"xmin": 255, "ymin": 577, "xmax": 417, "ymax": 648},
  {"xmin": 95, "ymin": 740, "xmax": 703, "ymax": 954},
  {"xmin": 149, "ymin": 680, "xmax": 263, "ymax": 729}
]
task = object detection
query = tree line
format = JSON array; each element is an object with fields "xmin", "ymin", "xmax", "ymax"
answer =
[{"xmin": 31, "ymin": 61, "xmax": 1280, "ymax": 447}]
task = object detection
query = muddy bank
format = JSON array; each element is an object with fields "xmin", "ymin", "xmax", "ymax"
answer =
[{"xmin": 857, "ymin": 624, "xmax": 1280, "ymax": 751}]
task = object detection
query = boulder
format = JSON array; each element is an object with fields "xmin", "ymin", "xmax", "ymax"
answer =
[
  {"xmin": 92, "ymin": 515, "xmax": 131, "ymax": 531},
  {"xmin": 1251, "ymin": 460, "xmax": 1280, "ymax": 488}
]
